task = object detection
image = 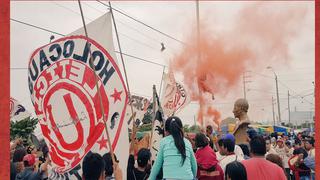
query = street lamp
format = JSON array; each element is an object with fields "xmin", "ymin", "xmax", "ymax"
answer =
[{"xmin": 267, "ymin": 66, "xmax": 281, "ymax": 123}]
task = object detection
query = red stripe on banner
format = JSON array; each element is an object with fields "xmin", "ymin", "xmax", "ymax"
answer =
[
  {"xmin": 0, "ymin": 0, "xmax": 10, "ymax": 179},
  {"xmin": 315, "ymin": 1, "xmax": 319, "ymax": 180}
]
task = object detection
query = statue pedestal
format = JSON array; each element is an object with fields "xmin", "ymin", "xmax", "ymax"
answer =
[{"xmin": 233, "ymin": 122, "xmax": 250, "ymax": 144}]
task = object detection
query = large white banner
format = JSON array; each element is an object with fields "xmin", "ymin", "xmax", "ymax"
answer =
[
  {"xmin": 28, "ymin": 33, "xmax": 128, "ymax": 176},
  {"xmin": 70, "ymin": 13, "xmax": 118, "ymax": 63}
]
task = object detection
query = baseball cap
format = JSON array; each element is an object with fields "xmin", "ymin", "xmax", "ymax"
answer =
[
  {"xmin": 222, "ymin": 133, "xmax": 235, "ymax": 143},
  {"xmin": 23, "ymin": 154, "xmax": 36, "ymax": 166}
]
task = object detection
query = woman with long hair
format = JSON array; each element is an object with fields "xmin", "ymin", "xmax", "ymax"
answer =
[{"xmin": 149, "ymin": 116, "xmax": 197, "ymax": 180}]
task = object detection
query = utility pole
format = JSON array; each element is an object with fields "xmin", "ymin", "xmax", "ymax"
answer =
[
  {"xmin": 242, "ymin": 71, "xmax": 251, "ymax": 99},
  {"xmin": 243, "ymin": 72, "xmax": 246, "ymax": 99},
  {"xmin": 195, "ymin": 0, "xmax": 205, "ymax": 128},
  {"xmin": 288, "ymin": 90, "xmax": 291, "ymax": 127},
  {"xmin": 275, "ymin": 74, "xmax": 281, "ymax": 123},
  {"xmin": 272, "ymin": 96, "xmax": 275, "ymax": 126},
  {"xmin": 267, "ymin": 66, "xmax": 281, "ymax": 123}
]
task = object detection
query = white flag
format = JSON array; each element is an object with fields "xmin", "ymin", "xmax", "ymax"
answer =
[{"xmin": 161, "ymin": 71, "xmax": 190, "ymax": 117}]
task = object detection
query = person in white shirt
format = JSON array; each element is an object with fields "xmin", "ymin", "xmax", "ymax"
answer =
[
  {"xmin": 283, "ymin": 141, "xmax": 294, "ymax": 180},
  {"xmin": 218, "ymin": 134, "xmax": 244, "ymax": 171},
  {"xmin": 274, "ymin": 138, "xmax": 287, "ymax": 160},
  {"xmin": 265, "ymin": 137, "xmax": 277, "ymax": 157}
]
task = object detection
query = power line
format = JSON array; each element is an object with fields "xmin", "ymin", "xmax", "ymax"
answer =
[
  {"xmin": 10, "ymin": 18, "xmax": 64, "ymax": 36},
  {"xmin": 117, "ymin": 32, "xmax": 162, "ymax": 53},
  {"xmin": 96, "ymin": 0, "xmax": 186, "ymax": 45},
  {"xmin": 53, "ymin": 2, "xmax": 94, "ymax": 21},
  {"xmin": 82, "ymin": 2, "xmax": 178, "ymax": 53},
  {"xmin": 249, "ymin": 71, "xmax": 273, "ymax": 79},
  {"xmin": 10, "ymin": 51, "xmax": 167, "ymax": 70},
  {"xmin": 248, "ymin": 88, "xmax": 287, "ymax": 96},
  {"xmin": 83, "ymin": 2, "xmax": 161, "ymax": 43},
  {"xmin": 249, "ymin": 70, "xmax": 314, "ymax": 106},
  {"xmin": 52, "ymin": 2, "xmax": 170, "ymax": 55},
  {"xmin": 10, "ymin": 18, "xmax": 168, "ymax": 69},
  {"xmin": 83, "ymin": 1, "xmax": 105, "ymax": 14},
  {"xmin": 278, "ymin": 80, "xmax": 314, "ymax": 105},
  {"xmin": 282, "ymin": 79, "xmax": 314, "ymax": 82},
  {"xmin": 115, "ymin": 51, "xmax": 166, "ymax": 67}
]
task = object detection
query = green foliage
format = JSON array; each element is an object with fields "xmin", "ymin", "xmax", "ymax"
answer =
[
  {"xmin": 142, "ymin": 112, "xmax": 153, "ymax": 124},
  {"xmin": 183, "ymin": 124, "xmax": 190, "ymax": 133},
  {"xmin": 10, "ymin": 117, "xmax": 38, "ymax": 141},
  {"xmin": 190, "ymin": 125, "xmax": 201, "ymax": 133},
  {"xmin": 184, "ymin": 124, "xmax": 201, "ymax": 133},
  {"xmin": 142, "ymin": 102, "xmax": 154, "ymax": 124},
  {"xmin": 139, "ymin": 123, "xmax": 152, "ymax": 132}
]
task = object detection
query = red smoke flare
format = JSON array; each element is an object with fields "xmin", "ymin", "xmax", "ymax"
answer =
[{"xmin": 170, "ymin": 3, "xmax": 307, "ymax": 128}]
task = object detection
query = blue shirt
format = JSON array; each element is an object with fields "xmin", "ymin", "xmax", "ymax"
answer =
[{"xmin": 149, "ymin": 135, "xmax": 197, "ymax": 180}]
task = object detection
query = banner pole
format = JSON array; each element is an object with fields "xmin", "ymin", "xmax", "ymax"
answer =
[
  {"xmin": 77, "ymin": 0, "xmax": 117, "ymax": 165},
  {"xmin": 158, "ymin": 65, "xmax": 166, "ymax": 100},
  {"xmin": 108, "ymin": 1, "xmax": 137, "ymax": 135},
  {"xmin": 149, "ymin": 85, "xmax": 157, "ymax": 150}
]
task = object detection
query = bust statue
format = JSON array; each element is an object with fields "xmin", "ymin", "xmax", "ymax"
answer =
[{"xmin": 232, "ymin": 98, "xmax": 250, "ymax": 144}]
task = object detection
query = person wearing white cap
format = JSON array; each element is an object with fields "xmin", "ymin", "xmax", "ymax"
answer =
[{"xmin": 274, "ymin": 137, "xmax": 291, "ymax": 178}]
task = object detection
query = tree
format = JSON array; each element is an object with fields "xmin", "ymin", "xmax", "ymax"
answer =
[
  {"xmin": 10, "ymin": 116, "xmax": 38, "ymax": 141},
  {"xmin": 189, "ymin": 125, "xmax": 201, "ymax": 133},
  {"xmin": 183, "ymin": 124, "xmax": 190, "ymax": 133},
  {"xmin": 142, "ymin": 102, "xmax": 154, "ymax": 124},
  {"xmin": 142, "ymin": 111, "xmax": 153, "ymax": 124},
  {"xmin": 139, "ymin": 123, "xmax": 152, "ymax": 132}
]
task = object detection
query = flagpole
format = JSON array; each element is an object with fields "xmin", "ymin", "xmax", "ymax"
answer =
[
  {"xmin": 149, "ymin": 85, "xmax": 157, "ymax": 148},
  {"xmin": 195, "ymin": 0, "xmax": 205, "ymax": 128},
  {"xmin": 158, "ymin": 65, "xmax": 166, "ymax": 99},
  {"xmin": 77, "ymin": 0, "xmax": 116, "ymax": 164},
  {"xmin": 108, "ymin": 2, "xmax": 138, "ymax": 140}
]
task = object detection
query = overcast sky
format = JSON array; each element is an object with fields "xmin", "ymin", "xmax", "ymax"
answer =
[{"xmin": 10, "ymin": 1, "xmax": 315, "ymax": 127}]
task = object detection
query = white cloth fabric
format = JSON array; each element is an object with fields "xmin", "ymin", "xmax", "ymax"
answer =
[
  {"xmin": 265, "ymin": 147, "xmax": 277, "ymax": 157},
  {"xmin": 234, "ymin": 145, "xmax": 244, "ymax": 159},
  {"xmin": 218, "ymin": 154, "xmax": 244, "ymax": 172}
]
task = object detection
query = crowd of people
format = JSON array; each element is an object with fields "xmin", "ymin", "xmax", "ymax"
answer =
[{"xmin": 10, "ymin": 115, "xmax": 315, "ymax": 180}]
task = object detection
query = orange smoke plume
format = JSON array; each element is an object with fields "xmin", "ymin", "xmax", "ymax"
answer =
[{"xmin": 170, "ymin": 3, "xmax": 307, "ymax": 128}]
